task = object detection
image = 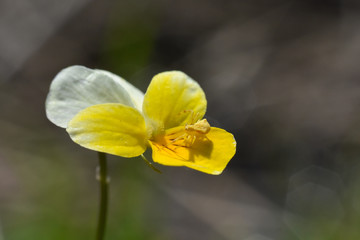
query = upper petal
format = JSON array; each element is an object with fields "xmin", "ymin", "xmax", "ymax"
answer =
[
  {"xmin": 67, "ymin": 103, "xmax": 148, "ymax": 158},
  {"xmin": 149, "ymin": 127, "xmax": 236, "ymax": 175},
  {"xmin": 45, "ymin": 65, "xmax": 144, "ymax": 128},
  {"xmin": 142, "ymin": 71, "xmax": 207, "ymax": 134}
]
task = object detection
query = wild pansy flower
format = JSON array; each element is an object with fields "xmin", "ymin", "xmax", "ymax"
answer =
[{"xmin": 46, "ymin": 66, "xmax": 236, "ymax": 174}]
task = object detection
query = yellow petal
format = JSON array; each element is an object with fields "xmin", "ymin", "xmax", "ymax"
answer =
[
  {"xmin": 143, "ymin": 71, "xmax": 207, "ymax": 134},
  {"xmin": 67, "ymin": 103, "xmax": 148, "ymax": 157},
  {"xmin": 149, "ymin": 126, "xmax": 236, "ymax": 175}
]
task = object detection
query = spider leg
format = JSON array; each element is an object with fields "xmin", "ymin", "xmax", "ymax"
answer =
[
  {"xmin": 191, "ymin": 111, "xmax": 196, "ymax": 124},
  {"xmin": 187, "ymin": 135, "xmax": 196, "ymax": 146},
  {"xmin": 184, "ymin": 134, "xmax": 197, "ymax": 147},
  {"xmin": 194, "ymin": 112, "xmax": 200, "ymax": 123},
  {"xmin": 182, "ymin": 110, "xmax": 196, "ymax": 124},
  {"xmin": 171, "ymin": 133, "xmax": 187, "ymax": 143}
]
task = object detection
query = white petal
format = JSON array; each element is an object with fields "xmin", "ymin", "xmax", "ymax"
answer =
[
  {"xmin": 45, "ymin": 65, "xmax": 144, "ymax": 128},
  {"xmin": 94, "ymin": 69, "xmax": 144, "ymax": 110}
]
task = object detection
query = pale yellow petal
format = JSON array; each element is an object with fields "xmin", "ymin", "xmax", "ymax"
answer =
[
  {"xmin": 149, "ymin": 127, "xmax": 236, "ymax": 175},
  {"xmin": 67, "ymin": 103, "xmax": 148, "ymax": 157},
  {"xmin": 143, "ymin": 71, "xmax": 207, "ymax": 134}
]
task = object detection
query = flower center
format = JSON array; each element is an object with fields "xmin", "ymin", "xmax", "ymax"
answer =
[
  {"xmin": 185, "ymin": 119, "xmax": 210, "ymax": 135},
  {"xmin": 150, "ymin": 119, "xmax": 212, "ymax": 161},
  {"xmin": 169, "ymin": 119, "xmax": 211, "ymax": 148}
]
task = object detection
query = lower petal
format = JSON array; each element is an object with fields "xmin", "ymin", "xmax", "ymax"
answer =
[
  {"xmin": 149, "ymin": 127, "xmax": 236, "ymax": 175},
  {"xmin": 67, "ymin": 103, "xmax": 148, "ymax": 158}
]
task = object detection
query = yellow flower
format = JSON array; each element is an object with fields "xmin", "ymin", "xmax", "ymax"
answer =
[{"xmin": 46, "ymin": 66, "xmax": 236, "ymax": 174}]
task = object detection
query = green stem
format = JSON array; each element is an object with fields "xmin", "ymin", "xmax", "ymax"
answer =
[{"xmin": 96, "ymin": 152, "xmax": 109, "ymax": 240}]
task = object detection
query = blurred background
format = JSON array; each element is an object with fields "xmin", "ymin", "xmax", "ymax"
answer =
[{"xmin": 1, "ymin": 0, "xmax": 360, "ymax": 239}]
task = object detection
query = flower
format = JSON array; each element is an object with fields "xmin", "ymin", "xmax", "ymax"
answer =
[{"xmin": 46, "ymin": 66, "xmax": 236, "ymax": 174}]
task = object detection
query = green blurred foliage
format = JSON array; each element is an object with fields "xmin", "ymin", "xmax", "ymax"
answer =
[{"xmin": 100, "ymin": 1, "xmax": 159, "ymax": 79}]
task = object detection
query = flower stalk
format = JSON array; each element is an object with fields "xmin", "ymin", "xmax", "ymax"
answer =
[{"xmin": 96, "ymin": 152, "xmax": 109, "ymax": 240}]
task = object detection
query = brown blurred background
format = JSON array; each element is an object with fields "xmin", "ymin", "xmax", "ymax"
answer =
[{"xmin": 1, "ymin": 0, "xmax": 360, "ymax": 239}]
